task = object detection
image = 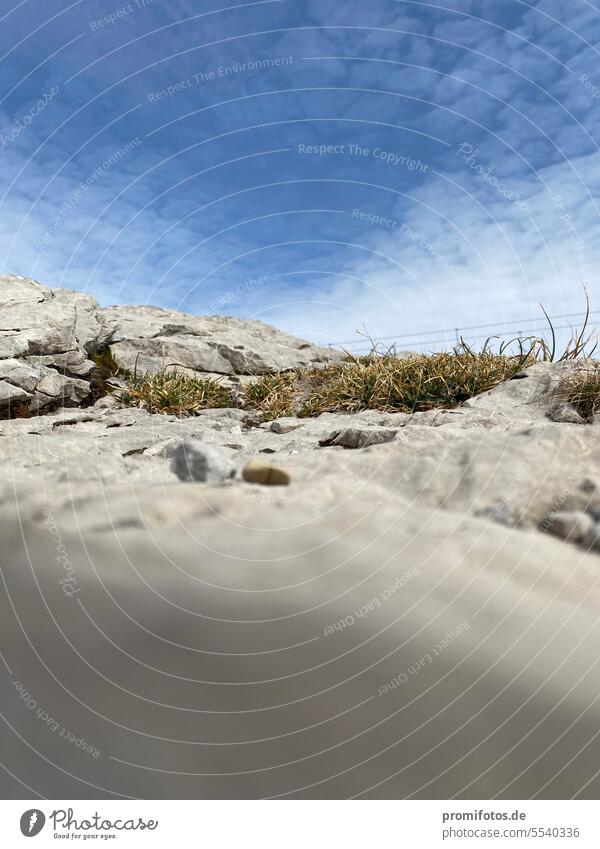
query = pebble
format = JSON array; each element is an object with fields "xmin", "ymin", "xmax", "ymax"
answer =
[{"xmin": 242, "ymin": 458, "xmax": 290, "ymax": 486}]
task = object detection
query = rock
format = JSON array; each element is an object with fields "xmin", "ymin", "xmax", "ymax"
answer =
[
  {"xmin": 0, "ymin": 358, "xmax": 91, "ymax": 411},
  {"xmin": 3, "ymin": 487, "xmax": 600, "ymax": 798},
  {"xmin": 547, "ymin": 402, "xmax": 586, "ymax": 424},
  {"xmin": 171, "ymin": 441, "xmax": 236, "ymax": 482},
  {"xmin": 0, "ymin": 275, "xmax": 109, "ymax": 412},
  {"xmin": 25, "ymin": 351, "xmax": 96, "ymax": 377},
  {"xmin": 580, "ymin": 478, "xmax": 598, "ymax": 495},
  {"xmin": 242, "ymin": 457, "xmax": 290, "ymax": 486},
  {"xmin": 99, "ymin": 304, "xmax": 343, "ymax": 376},
  {"xmin": 585, "ymin": 504, "xmax": 600, "ymax": 522},
  {"xmin": 0, "ymin": 274, "xmax": 110, "ymax": 359},
  {"xmin": 0, "ymin": 379, "xmax": 31, "ymax": 407},
  {"xmin": 270, "ymin": 417, "xmax": 304, "ymax": 434},
  {"xmin": 543, "ymin": 511, "xmax": 594, "ymax": 543},
  {"xmin": 461, "ymin": 361, "xmax": 575, "ymax": 424},
  {"xmin": 319, "ymin": 427, "xmax": 399, "ymax": 449}
]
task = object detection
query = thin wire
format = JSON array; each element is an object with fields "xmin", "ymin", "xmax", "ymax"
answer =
[
  {"xmin": 328, "ymin": 310, "xmax": 600, "ymax": 347},
  {"xmin": 335, "ymin": 322, "xmax": 599, "ymax": 351}
]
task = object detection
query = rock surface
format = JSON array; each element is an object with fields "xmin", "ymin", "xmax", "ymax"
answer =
[
  {"xmin": 101, "ymin": 303, "xmax": 343, "ymax": 376},
  {"xmin": 1, "ymin": 275, "xmax": 600, "ymax": 800}
]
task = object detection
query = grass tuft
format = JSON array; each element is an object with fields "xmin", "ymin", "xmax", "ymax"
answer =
[
  {"xmin": 116, "ymin": 369, "xmax": 234, "ymax": 416},
  {"xmin": 242, "ymin": 372, "xmax": 297, "ymax": 419},
  {"xmin": 296, "ymin": 343, "xmax": 536, "ymax": 417},
  {"xmin": 555, "ymin": 361, "xmax": 600, "ymax": 421}
]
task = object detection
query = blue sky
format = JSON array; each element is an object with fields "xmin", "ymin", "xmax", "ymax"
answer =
[{"xmin": 1, "ymin": 0, "xmax": 599, "ymax": 350}]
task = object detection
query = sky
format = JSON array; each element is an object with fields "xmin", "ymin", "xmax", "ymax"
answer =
[{"xmin": 1, "ymin": 0, "xmax": 599, "ymax": 352}]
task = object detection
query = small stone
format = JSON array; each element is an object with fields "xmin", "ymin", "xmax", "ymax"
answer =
[
  {"xmin": 546, "ymin": 403, "xmax": 586, "ymax": 424},
  {"xmin": 544, "ymin": 511, "xmax": 594, "ymax": 544},
  {"xmin": 270, "ymin": 418, "xmax": 304, "ymax": 434},
  {"xmin": 94, "ymin": 395, "xmax": 119, "ymax": 409},
  {"xmin": 320, "ymin": 428, "xmax": 398, "ymax": 449},
  {"xmin": 242, "ymin": 458, "xmax": 290, "ymax": 486},
  {"xmin": 584, "ymin": 524, "xmax": 600, "ymax": 552},
  {"xmin": 580, "ymin": 478, "xmax": 598, "ymax": 495},
  {"xmin": 171, "ymin": 441, "xmax": 235, "ymax": 483}
]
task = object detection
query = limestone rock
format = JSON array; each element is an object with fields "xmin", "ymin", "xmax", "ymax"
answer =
[
  {"xmin": 100, "ymin": 304, "xmax": 343, "ymax": 376},
  {"xmin": 0, "ymin": 379, "xmax": 31, "ymax": 407},
  {"xmin": 0, "ymin": 274, "xmax": 109, "ymax": 359},
  {"xmin": 0, "ymin": 357, "xmax": 91, "ymax": 411}
]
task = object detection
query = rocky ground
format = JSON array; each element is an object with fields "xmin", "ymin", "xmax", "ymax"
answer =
[{"xmin": 1, "ymin": 275, "xmax": 600, "ymax": 800}]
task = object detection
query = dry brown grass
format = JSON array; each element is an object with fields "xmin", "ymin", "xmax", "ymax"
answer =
[
  {"xmin": 555, "ymin": 361, "xmax": 600, "ymax": 421},
  {"xmin": 237, "ymin": 342, "xmax": 537, "ymax": 419},
  {"xmin": 114, "ymin": 298, "xmax": 599, "ymax": 420},
  {"xmin": 299, "ymin": 345, "xmax": 536, "ymax": 416},
  {"xmin": 116, "ymin": 369, "xmax": 234, "ymax": 416},
  {"xmin": 242, "ymin": 372, "xmax": 297, "ymax": 419}
]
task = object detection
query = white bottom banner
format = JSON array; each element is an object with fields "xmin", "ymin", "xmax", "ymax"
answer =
[{"xmin": 0, "ymin": 800, "xmax": 598, "ymax": 847}]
